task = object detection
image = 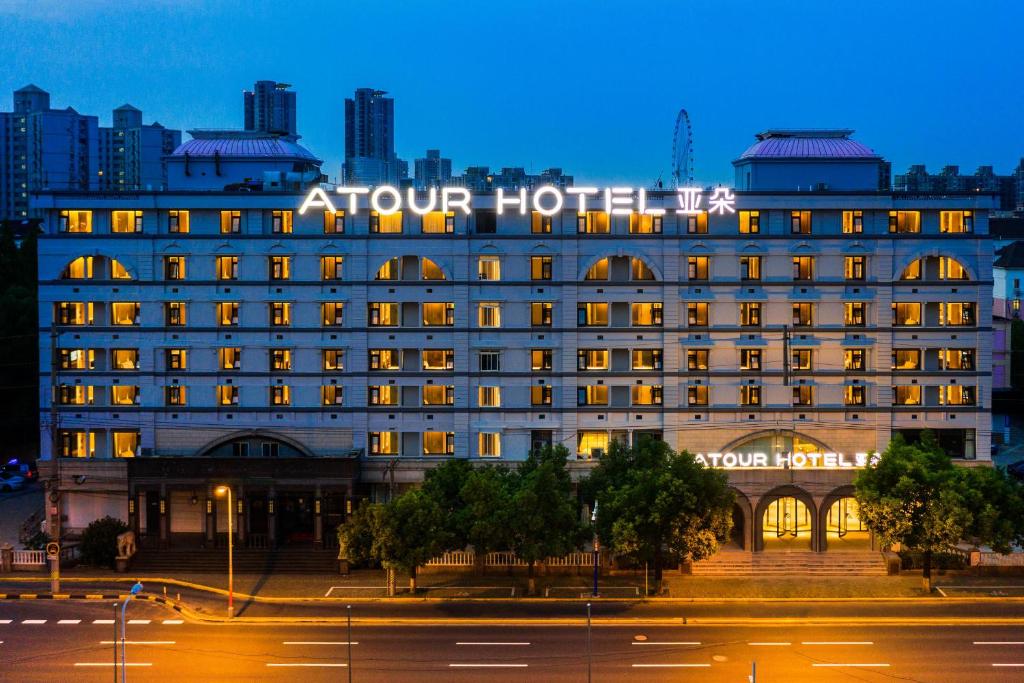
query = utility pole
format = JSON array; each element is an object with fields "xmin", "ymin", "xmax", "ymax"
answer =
[
  {"xmin": 586, "ymin": 602, "xmax": 592, "ymax": 683},
  {"xmin": 49, "ymin": 322, "xmax": 61, "ymax": 544}
]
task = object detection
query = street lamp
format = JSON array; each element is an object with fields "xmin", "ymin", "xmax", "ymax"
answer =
[
  {"xmin": 120, "ymin": 581, "xmax": 143, "ymax": 683},
  {"xmin": 591, "ymin": 500, "xmax": 599, "ymax": 598},
  {"xmin": 215, "ymin": 485, "xmax": 234, "ymax": 618}
]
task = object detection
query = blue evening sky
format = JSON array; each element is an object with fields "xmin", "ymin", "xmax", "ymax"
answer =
[{"xmin": 1, "ymin": 0, "xmax": 1021, "ymax": 185}]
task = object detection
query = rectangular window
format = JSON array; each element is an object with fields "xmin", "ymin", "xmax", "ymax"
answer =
[
  {"xmin": 59, "ymin": 430, "xmax": 96, "ymax": 458},
  {"xmin": 475, "ymin": 210, "xmax": 497, "ymax": 234},
  {"xmin": 423, "ymin": 385, "xmax": 455, "ymax": 406},
  {"xmin": 577, "ymin": 385, "xmax": 609, "ymax": 406},
  {"xmin": 422, "ymin": 349, "xmax": 455, "ymax": 371},
  {"xmin": 216, "ymin": 256, "xmax": 238, "ymax": 280},
  {"xmin": 321, "ymin": 256, "xmax": 344, "ymax": 280},
  {"xmin": 169, "ymin": 210, "xmax": 189, "ymax": 234},
  {"xmin": 60, "ymin": 348, "xmax": 96, "ymax": 370},
  {"xmin": 478, "ymin": 385, "xmax": 501, "ymax": 408},
  {"xmin": 942, "ymin": 302, "xmax": 976, "ymax": 326},
  {"xmin": 270, "ymin": 302, "xmax": 291, "ymax": 326},
  {"xmin": 423, "ymin": 302, "xmax": 455, "ymax": 327},
  {"xmin": 324, "ymin": 210, "xmax": 345, "ymax": 234},
  {"xmin": 790, "ymin": 210, "xmax": 811, "ymax": 234},
  {"xmin": 740, "ymin": 349, "xmax": 762, "ymax": 371},
  {"xmin": 942, "ymin": 348, "xmax": 975, "ymax": 371},
  {"xmin": 739, "ymin": 210, "xmax": 760, "ymax": 234},
  {"xmin": 111, "ymin": 210, "xmax": 142, "ymax": 233},
  {"xmin": 368, "ymin": 349, "xmax": 400, "ymax": 370},
  {"xmin": 531, "ymin": 349, "xmax": 553, "ymax": 371},
  {"xmin": 477, "ymin": 302, "xmax": 501, "ymax": 328},
  {"xmin": 422, "ymin": 211, "xmax": 454, "ymax": 234},
  {"xmin": 323, "ymin": 349, "xmax": 345, "ymax": 372},
  {"xmin": 740, "ymin": 385, "xmax": 762, "ymax": 406},
  {"xmin": 165, "ymin": 385, "xmax": 187, "ymax": 407},
  {"xmin": 631, "ymin": 385, "xmax": 663, "ymax": 405},
  {"xmin": 687, "ymin": 213, "xmax": 708, "ymax": 234},
  {"xmin": 791, "ymin": 349, "xmax": 813, "ymax": 371},
  {"xmin": 892, "ymin": 302, "xmax": 922, "ymax": 326},
  {"xmin": 423, "ymin": 431, "xmax": 455, "ymax": 456},
  {"xmin": 629, "ymin": 213, "xmax": 662, "ymax": 234},
  {"xmin": 269, "ymin": 385, "xmax": 291, "ymax": 406},
  {"xmin": 110, "ymin": 385, "xmax": 139, "ymax": 406},
  {"xmin": 218, "ymin": 347, "xmax": 241, "ymax": 370},
  {"xmin": 478, "ymin": 432, "xmax": 501, "ymax": 458},
  {"xmin": 321, "ymin": 385, "xmax": 344, "ymax": 406},
  {"xmin": 269, "ymin": 256, "xmax": 291, "ymax": 280},
  {"xmin": 217, "ymin": 302, "xmax": 239, "ymax": 326},
  {"xmin": 322, "ymin": 302, "xmax": 345, "ymax": 327},
  {"xmin": 164, "ymin": 302, "xmax": 186, "ymax": 326},
  {"xmin": 577, "ymin": 430, "xmax": 609, "ymax": 459},
  {"xmin": 371, "ymin": 210, "xmax": 403, "ymax": 233},
  {"xmin": 112, "ymin": 431, "xmax": 140, "ymax": 458},
  {"xmin": 688, "ymin": 385, "xmax": 709, "ymax": 406},
  {"xmin": 889, "ymin": 210, "xmax": 921, "ymax": 234},
  {"xmin": 166, "ymin": 349, "xmax": 187, "ymax": 370},
  {"xmin": 577, "ymin": 349, "xmax": 609, "ymax": 371},
  {"xmin": 531, "ymin": 302, "xmax": 554, "ymax": 327},
  {"xmin": 164, "ymin": 256, "xmax": 186, "ymax": 280},
  {"xmin": 792, "ymin": 256, "xmax": 815, "ymax": 281},
  {"xmin": 59, "ymin": 210, "xmax": 92, "ymax": 233},
  {"xmin": 271, "ymin": 210, "xmax": 293, "ymax": 234},
  {"xmin": 942, "ymin": 385, "xmax": 976, "ymax": 406},
  {"xmin": 631, "ymin": 349, "xmax": 663, "ymax": 370},
  {"xmin": 740, "ymin": 255, "xmax": 761, "ymax": 280},
  {"xmin": 792, "ymin": 302, "xmax": 813, "ymax": 327},
  {"xmin": 531, "ymin": 385, "xmax": 553, "ymax": 406},
  {"xmin": 55, "ymin": 302, "xmax": 94, "ymax": 326},
  {"xmin": 220, "ymin": 210, "xmax": 241, "ymax": 234},
  {"xmin": 739, "ymin": 302, "xmax": 761, "ymax": 327},
  {"xmin": 531, "ymin": 212, "xmax": 552, "ymax": 234},
  {"xmin": 530, "ymin": 256, "xmax": 553, "ymax": 280},
  {"xmin": 57, "ymin": 385, "xmax": 94, "ymax": 405},
  {"xmin": 578, "ymin": 211, "xmax": 609, "ymax": 234},
  {"xmin": 940, "ymin": 210, "xmax": 973, "ymax": 234},
  {"xmin": 111, "ymin": 302, "xmax": 139, "ymax": 326},
  {"xmin": 893, "ymin": 349, "xmax": 921, "ymax": 370},
  {"xmin": 687, "ymin": 256, "xmax": 709, "ymax": 280},
  {"xmin": 369, "ymin": 431, "xmax": 399, "ymax": 456},
  {"xmin": 844, "ymin": 348, "xmax": 866, "ymax": 371},
  {"xmin": 844, "ymin": 256, "xmax": 866, "ymax": 280},
  {"xmin": 844, "ymin": 302, "xmax": 866, "ymax": 326},
  {"xmin": 368, "ymin": 385, "xmax": 399, "ymax": 406},
  {"xmin": 792, "ymin": 385, "xmax": 814, "ymax": 406},
  {"xmin": 687, "ymin": 302, "xmax": 709, "ymax": 327},
  {"xmin": 479, "ymin": 350, "xmax": 501, "ymax": 372},
  {"xmin": 216, "ymin": 385, "xmax": 239, "ymax": 406},
  {"xmin": 842, "ymin": 210, "xmax": 863, "ymax": 234},
  {"xmin": 270, "ymin": 349, "xmax": 292, "ymax": 371},
  {"xmin": 894, "ymin": 385, "xmax": 922, "ymax": 406},
  {"xmin": 577, "ymin": 303, "xmax": 609, "ymax": 327},
  {"xmin": 111, "ymin": 348, "xmax": 139, "ymax": 370},
  {"xmin": 631, "ymin": 302, "xmax": 663, "ymax": 326},
  {"xmin": 478, "ymin": 256, "xmax": 501, "ymax": 281},
  {"xmin": 368, "ymin": 302, "xmax": 399, "ymax": 326},
  {"xmin": 844, "ymin": 385, "xmax": 866, "ymax": 406},
  {"xmin": 687, "ymin": 349, "xmax": 709, "ymax": 371}
]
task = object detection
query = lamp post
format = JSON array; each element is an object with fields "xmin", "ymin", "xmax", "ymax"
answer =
[
  {"xmin": 120, "ymin": 581, "xmax": 143, "ymax": 683},
  {"xmin": 591, "ymin": 501, "xmax": 599, "ymax": 598},
  {"xmin": 215, "ymin": 485, "xmax": 234, "ymax": 618}
]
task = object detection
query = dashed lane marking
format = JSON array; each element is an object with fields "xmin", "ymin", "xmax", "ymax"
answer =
[
  {"xmin": 58, "ymin": 619, "xmax": 81, "ymax": 624},
  {"xmin": 812, "ymin": 663, "xmax": 890, "ymax": 668},
  {"xmin": 162, "ymin": 619, "xmax": 184, "ymax": 625},
  {"xmin": 801, "ymin": 641, "xmax": 873, "ymax": 645},
  {"xmin": 456, "ymin": 642, "xmax": 530, "ymax": 646},
  {"xmin": 0, "ymin": 620, "xmax": 10, "ymax": 624},
  {"xmin": 976, "ymin": 642, "xmax": 1024, "ymax": 645},
  {"xmin": 749, "ymin": 642, "xmax": 790, "ymax": 646},
  {"xmin": 75, "ymin": 663, "xmax": 152, "ymax": 667},
  {"xmin": 92, "ymin": 619, "xmax": 115, "ymax": 625},
  {"xmin": 631, "ymin": 663, "xmax": 711, "ymax": 668},
  {"xmin": 100, "ymin": 641, "xmax": 176, "ymax": 645},
  {"xmin": 127, "ymin": 619, "xmax": 150, "ymax": 625},
  {"xmin": 449, "ymin": 664, "xmax": 529, "ymax": 668},
  {"xmin": 21, "ymin": 620, "xmax": 46, "ymax": 624},
  {"xmin": 282, "ymin": 641, "xmax": 358, "ymax": 645},
  {"xmin": 992, "ymin": 664, "xmax": 1024, "ymax": 667},
  {"xmin": 631, "ymin": 641, "xmax": 701, "ymax": 646},
  {"xmin": 266, "ymin": 663, "xmax": 348, "ymax": 668}
]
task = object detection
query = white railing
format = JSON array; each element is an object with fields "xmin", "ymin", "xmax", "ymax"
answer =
[
  {"xmin": 427, "ymin": 551, "xmax": 591, "ymax": 567},
  {"xmin": 12, "ymin": 550, "xmax": 46, "ymax": 566},
  {"xmin": 971, "ymin": 551, "xmax": 1024, "ymax": 567},
  {"xmin": 485, "ymin": 552, "xmax": 527, "ymax": 567},
  {"xmin": 545, "ymin": 552, "xmax": 592, "ymax": 567},
  {"xmin": 426, "ymin": 550, "xmax": 475, "ymax": 566}
]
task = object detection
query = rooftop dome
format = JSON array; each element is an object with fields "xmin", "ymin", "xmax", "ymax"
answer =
[
  {"xmin": 171, "ymin": 133, "xmax": 321, "ymax": 163},
  {"xmin": 739, "ymin": 129, "xmax": 878, "ymax": 160}
]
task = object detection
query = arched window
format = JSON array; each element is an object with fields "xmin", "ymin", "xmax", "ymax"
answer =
[
  {"xmin": 585, "ymin": 258, "xmax": 609, "ymax": 280},
  {"xmin": 62, "ymin": 256, "xmax": 94, "ymax": 279},
  {"xmin": 900, "ymin": 256, "xmax": 970, "ymax": 281}
]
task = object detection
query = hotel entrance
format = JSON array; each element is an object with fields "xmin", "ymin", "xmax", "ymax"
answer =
[
  {"xmin": 276, "ymin": 492, "xmax": 315, "ymax": 546},
  {"xmin": 762, "ymin": 497, "xmax": 813, "ymax": 550},
  {"xmin": 825, "ymin": 497, "xmax": 871, "ymax": 550}
]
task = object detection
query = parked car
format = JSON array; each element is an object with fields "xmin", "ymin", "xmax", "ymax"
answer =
[
  {"xmin": 0, "ymin": 471, "xmax": 25, "ymax": 492},
  {"xmin": 1008, "ymin": 460, "xmax": 1024, "ymax": 481},
  {"xmin": 2, "ymin": 459, "xmax": 37, "ymax": 481}
]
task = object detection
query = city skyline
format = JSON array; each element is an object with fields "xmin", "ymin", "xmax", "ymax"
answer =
[{"xmin": 1, "ymin": 0, "xmax": 1022, "ymax": 185}]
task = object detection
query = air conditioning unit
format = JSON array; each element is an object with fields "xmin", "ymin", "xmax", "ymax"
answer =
[{"xmin": 591, "ymin": 448, "xmax": 605, "ymax": 459}]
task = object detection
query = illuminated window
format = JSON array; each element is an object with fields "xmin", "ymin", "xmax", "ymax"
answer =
[
  {"xmin": 478, "ymin": 302, "xmax": 501, "ymax": 328},
  {"xmin": 423, "ymin": 385, "xmax": 454, "ymax": 406},
  {"xmin": 532, "ymin": 349, "xmax": 553, "ymax": 371},
  {"xmin": 531, "ymin": 302, "xmax": 553, "ymax": 327},
  {"xmin": 631, "ymin": 385, "xmax": 663, "ymax": 405},
  {"xmin": 942, "ymin": 349, "xmax": 975, "ymax": 370},
  {"xmin": 169, "ymin": 210, "xmax": 189, "ymax": 233},
  {"xmin": 940, "ymin": 257, "xmax": 968, "ymax": 280},
  {"xmin": 942, "ymin": 302, "xmax": 976, "ymax": 326},
  {"xmin": 368, "ymin": 385, "xmax": 399, "ymax": 406},
  {"xmin": 111, "ymin": 210, "xmax": 142, "ymax": 233},
  {"xmin": 321, "ymin": 256, "xmax": 344, "ymax": 280},
  {"xmin": 219, "ymin": 347, "xmax": 241, "ymax": 371},
  {"xmin": 376, "ymin": 258, "xmax": 399, "ymax": 280},
  {"xmin": 577, "ymin": 431, "xmax": 609, "ymax": 459},
  {"xmin": 844, "ymin": 256, "xmax": 866, "ymax": 280},
  {"xmin": 577, "ymin": 349, "xmax": 609, "ymax": 371},
  {"xmin": 577, "ymin": 385, "xmax": 608, "ymax": 406},
  {"xmin": 532, "ymin": 385, "xmax": 553, "ymax": 406},
  {"xmin": 110, "ymin": 385, "xmax": 139, "ymax": 406},
  {"xmin": 531, "ymin": 211, "xmax": 552, "ymax": 234},
  {"xmin": 888, "ymin": 211, "xmax": 921, "ymax": 234},
  {"xmin": 368, "ymin": 349, "xmax": 400, "ymax": 370},
  {"xmin": 269, "ymin": 256, "xmax": 291, "ymax": 280},
  {"xmin": 111, "ymin": 349, "xmax": 139, "ymax": 370},
  {"xmin": 422, "ymin": 349, "xmax": 454, "ymax": 371},
  {"xmin": 892, "ymin": 302, "xmax": 921, "ymax": 326},
  {"xmin": 631, "ymin": 349, "xmax": 662, "ymax": 370},
  {"xmin": 60, "ymin": 348, "xmax": 95, "ymax": 370},
  {"xmin": 631, "ymin": 302, "xmax": 663, "ymax": 326},
  {"xmin": 112, "ymin": 431, "xmax": 140, "ymax": 458},
  {"xmin": 631, "ymin": 258, "xmax": 655, "ymax": 281},
  {"xmin": 893, "ymin": 349, "xmax": 921, "ymax": 370},
  {"xmin": 739, "ymin": 302, "xmax": 761, "ymax": 327},
  {"xmin": 423, "ymin": 302, "xmax": 455, "ymax": 327},
  {"xmin": 322, "ymin": 302, "xmax": 345, "ymax": 326},
  {"xmin": 371, "ymin": 210, "xmax": 403, "ymax": 233},
  {"xmin": 63, "ymin": 256, "xmax": 94, "ymax": 279},
  {"xmin": 270, "ymin": 349, "xmax": 291, "ymax": 371},
  {"xmin": 739, "ymin": 210, "xmax": 759, "ymax": 234},
  {"xmin": 164, "ymin": 256, "xmax": 186, "ymax": 280},
  {"xmin": 270, "ymin": 385, "xmax": 291, "ymax": 406},
  {"xmin": 59, "ymin": 210, "xmax": 92, "ymax": 233},
  {"xmin": 792, "ymin": 302, "xmax": 813, "ymax": 327},
  {"xmin": 740, "ymin": 255, "xmax": 761, "ymax": 280},
  {"xmin": 844, "ymin": 385, "xmax": 865, "ymax": 406},
  {"xmin": 110, "ymin": 259, "xmax": 132, "ymax": 279},
  {"xmin": 217, "ymin": 302, "xmax": 239, "ymax": 326},
  {"xmin": 271, "ymin": 210, "xmax": 293, "ymax": 234},
  {"xmin": 688, "ymin": 385, "xmax": 709, "ymax": 406},
  {"xmin": 792, "ymin": 349, "xmax": 813, "ymax": 371},
  {"xmin": 321, "ymin": 385, "xmax": 344, "ymax": 406},
  {"xmin": 584, "ymin": 258, "xmax": 609, "ymax": 280},
  {"xmin": 324, "ymin": 210, "xmax": 345, "ymax": 234},
  {"xmin": 687, "ymin": 256, "xmax": 709, "ymax": 280},
  {"xmin": 323, "ymin": 349, "xmax": 345, "ymax": 372},
  {"xmin": 422, "ymin": 211, "xmax": 454, "ymax": 234},
  {"xmin": 844, "ymin": 302, "xmax": 867, "ymax": 326},
  {"xmin": 687, "ymin": 213, "xmax": 708, "ymax": 234},
  {"xmin": 478, "ymin": 432, "xmax": 501, "ymax": 457},
  {"xmin": 166, "ymin": 385, "xmax": 187, "ymax": 406},
  {"xmin": 166, "ymin": 349, "xmax": 187, "ymax": 370},
  {"xmin": 577, "ymin": 211, "xmax": 609, "ymax": 234},
  {"xmin": 899, "ymin": 259, "xmax": 922, "ymax": 280},
  {"xmin": 216, "ymin": 256, "xmax": 238, "ymax": 280},
  {"xmin": 792, "ymin": 256, "xmax": 815, "ymax": 280},
  {"xmin": 790, "ymin": 210, "xmax": 811, "ymax": 234},
  {"xmin": 739, "ymin": 385, "xmax": 761, "ymax": 406},
  {"xmin": 940, "ymin": 210, "xmax": 973, "ymax": 234},
  {"xmin": 56, "ymin": 302, "xmax": 94, "ymax": 326},
  {"xmin": 844, "ymin": 348, "xmax": 866, "ymax": 371},
  {"xmin": 629, "ymin": 213, "xmax": 662, "ymax": 234},
  {"xmin": 842, "ymin": 210, "xmax": 863, "ymax": 234},
  {"xmin": 941, "ymin": 385, "xmax": 976, "ymax": 406},
  {"xmin": 57, "ymin": 385, "xmax": 94, "ymax": 405},
  {"xmin": 478, "ymin": 385, "xmax": 501, "ymax": 408},
  {"xmin": 220, "ymin": 210, "xmax": 241, "ymax": 234},
  {"xmin": 792, "ymin": 385, "xmax": 814, "ymax": 406},
  {"xmin": 369, "ymin": 431, "xmax": 399, "ymax": 455},
  {"xmin": 111, "ymin": 302, "xmax": 140, "ymax": 326},
  {"xmin": 531, "ymin": 256, "xmax": 553, "ymax": 280},
  {"xmin": 740, "ymin": 349, "xmax": 762, "ymax": 371},
  {"xmin": 894, "ymin": 385, "xmax": 921, "ymax": 406},
  {"xmin": 687, "ymin": 302, "xmax": 709, "ymax": 327},
  {"xmin": 422, "ymin": 257, "xmax": 445, "ymax": 280},
  {"xmin": 423, "ymin": 432, "xmax": 455, "ymax": 456},
  {"xmin": 59, "ymin": 430, "xmax": 96, "ymax": 458},
  {"xmin": 478, "ymin": 256, "xmax": 501, "ymax": 281},
  {"xmin": 577, "ymin": 303, "xmax": 608, "ymax": 326}
]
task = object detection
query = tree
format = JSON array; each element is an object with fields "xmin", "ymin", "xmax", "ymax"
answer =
[
  {"xmin": 458, "ymin": 465, "xmax": 513, "ymax": 571},
  {"xmin": 337, "ymin": 502, "xmax": 384, "ymax": 566},
  {"xmin": 958, "ymin": 464, "xmax": 1024, "ymax": 553},
  {"xmin": 854, "ymin": 433, "xmax": 969, "ymax": 590},
  {"xmin": 373, "ymin": 489, "xmax": 447, "ymax": 594},
  {"xmin": 420, "ymin": 459, "xmax": 475, "ymax": 549},
  {"xmin": 584, "ymin": 439, "xmax": 734, "ymax": 589},
  {"xmin": 507, "ymin": 446, "xmax": 587, "ymax": 595},
  {"xmin": 79, "ymin": 516, "xmax": 129, "ymax": 569}
]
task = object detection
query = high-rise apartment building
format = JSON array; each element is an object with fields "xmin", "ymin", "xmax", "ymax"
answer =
[
  {"xmin": 243, "ymin": 80, "xmax": 297, "ymax": 140},
  {"xmin": 97, "ymin": 104, "xmax": 181, "ymax": 191},
  {"xmin": 344, "ymin": 88, "xmax": 400, "ymax": 185},
  {"xmin": 895, "ymin": 163, "xmax": 1022, "ymax": 211},
  {"xmin": 414, "ymin": 149, "xmax": 452, "ymax": 189}
]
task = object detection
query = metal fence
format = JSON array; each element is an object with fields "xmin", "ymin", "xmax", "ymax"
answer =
[{"xmin": 426, "ymin": 551, "xmax": 592, "ymax": 567}]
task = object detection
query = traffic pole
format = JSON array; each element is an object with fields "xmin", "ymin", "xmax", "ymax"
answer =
[
  {"xmin": 347, "ymin": 604, "xmax": 352, "ymax": 683},
  {"xmin": 586, "ymin": 602, "xmax": 592, "ymax": 683},
  {"xmin": 112, "ymin": 602, "xmax": 118, "ymax": 683}
]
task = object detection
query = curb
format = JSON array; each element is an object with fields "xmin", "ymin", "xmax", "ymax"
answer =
[{"xmin": 0, "ymin": 593, "xmax": 128, "ymax": 600}]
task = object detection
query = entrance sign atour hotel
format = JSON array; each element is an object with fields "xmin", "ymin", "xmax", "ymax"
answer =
[{"xmin": 695, "ymin": 451, "xmax": 879, "ymax": 470}]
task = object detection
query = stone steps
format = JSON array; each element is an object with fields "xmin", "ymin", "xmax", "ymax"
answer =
[{"xmin": 691, "ymin": 551, "xmax": 887, "ymax": 576}]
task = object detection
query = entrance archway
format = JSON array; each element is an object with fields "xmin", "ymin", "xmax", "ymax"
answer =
[
  {"xmin": 820, "ymin": 491, "xmax": 872, "ymax": 551},
  {"xmin": 728, "ymin": 488, "xmax": 753, "ymax": 550},
  {"xmin": 754, "ymin": 486, "xmax": 817, "ymax": 551}
]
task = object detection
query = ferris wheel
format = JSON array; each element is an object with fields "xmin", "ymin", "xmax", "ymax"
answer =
[{"xmin": 671, "ymin": 108, "xmax": 693, "ymax": 187}]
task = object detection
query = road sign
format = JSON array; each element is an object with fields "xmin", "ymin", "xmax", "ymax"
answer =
[{"xmin": 45, "ymin": 542, "xmax": 60, "ymax": 559}]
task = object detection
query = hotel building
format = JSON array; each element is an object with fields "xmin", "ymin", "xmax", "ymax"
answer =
[{"xmin": 34, "ymin": 130, "xmax": 994, "ymax": 557}]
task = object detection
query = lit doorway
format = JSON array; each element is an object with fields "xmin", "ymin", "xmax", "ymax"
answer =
[
  {"xmin": 762, "ymin": 497, "xmax": 813, "ymax": 550},
  {"xmin": 826, "ymin": 497, "xmax": 871, "ymax": 550}
]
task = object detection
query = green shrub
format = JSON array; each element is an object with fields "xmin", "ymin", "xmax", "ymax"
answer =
[
  {"xmin": 80, "ymin": 516, "xmax": 129, "ymax": 568},
  {"xmin": 898, "ymin": 550, "xmax": 966, "ymax": 571},
  {"xmin": 23, "ymin": 530, "xmax": 50, "ymax": 550}
]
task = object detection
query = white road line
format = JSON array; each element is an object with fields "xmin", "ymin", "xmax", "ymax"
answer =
[
  {"xmin": 749, "ymin": 642, "xmax": 790, "ymax": 646},
  {"xmin": 162, "ymin": 619, "xmax": 184, "ymax": 625},
  {"xmin": 992, "ymin": 663, "xmax": 1024, "ymax": 667},
  {"xmin": 92, "ymin": 619, "xmax": 115, "ymax": 624},
  {"xmin": 127, "ymin": 619, "xmax": 150, "ymax": 625},
  {"xmin": 449, "ymin": 664, "xmax": 529, "ymax": 668},
  {"xmin": 75, "ymin": 663, "xmax": 152, "ymax": 667},
  {"xmin": 266, "ymin": 663, "xmax": 348, "ymax": 667},
  {"xmin": 21, "ymin": 620, "xmax": 46, "ymax": 624},
  {"xmin": 100, "ymin": 641, "xmax": 176, "ymax": 645},
  {"xmin": 632, "ymin": 663, "xmax": 711, "ymax": 668},
  {"xmin": 976, "ymin": 642, "xmax": 1024, "ymax": 645},
  {"xmin": 0, "ymin": 620, "xmax": 11, "ymax": 624},
  {"xmin": 812, "ymin": 663, "xmax": 890, "ymax": 668},
  {"xmin": 58, "ymin": 619, "xmax": 81, "ymax": 624},
  {"xmin": 283, "ymin": 641, "xmax": 358, "ymax": 645},
  {"xmin": 456, "ymin": 642, "xmax": 530, "ymax": 646},
  {"xmin": 801, "ymin": 641, "xmax": 873, "ymax": 646},
  {"xmin": 631, "ymin": 641, "xmax": 701, "ymax": 646}
]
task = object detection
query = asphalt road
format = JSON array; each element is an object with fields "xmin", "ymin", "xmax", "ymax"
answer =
[{"xmin": 2, "ymin": 601, "xmax": 1024, "ymax": 681}]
